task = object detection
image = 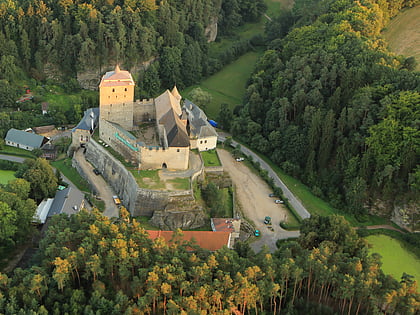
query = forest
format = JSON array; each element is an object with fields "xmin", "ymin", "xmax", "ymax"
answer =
[
  {"xmin": 230, "ymin": 0, "xmax": 420, "ymax": 220},
  {"xmin": 0, "ymin": 0, "xmax": 266, "ymax": 137},
  {"xmin": 0, "ymin": 209, "xmax": 418, "ymax": 314}
]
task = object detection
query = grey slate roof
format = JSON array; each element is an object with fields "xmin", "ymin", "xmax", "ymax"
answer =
[
  {"xmin": 183, "ymin": 100, "xmax": 218, "ymax": 138},
  {"xmin": 47, "ymin": 187, "xmax": 84, "ymax": 217},
  {"xmin": 5, "ymin": 128, "xmax": 46, "ymax": 149},
  {"xmin": 73, "ymin": 108, "xmax": 99, "ymax": 131}
]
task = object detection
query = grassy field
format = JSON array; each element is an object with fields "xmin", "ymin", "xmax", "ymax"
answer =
[
  {"xmin": 130, "ymin": 169, "xmax": 165, "ymax": 190},
  {"xmin": 366, "ymin": 234, "xmax": 420, "ymax": 281},
  {"xmin": 201, "ymin": 149, "xmax": 221, "ymax": 167},
  {"xmin": 167, "ymin": 178, "xmax": 190, "ymax": 190},
  {"xmin": 182, "ymin": 51, "xmax": 263, "ymax": 119},
  {"xmin": 51, "ymin": 158, "xmax": 90, "ymax": 192},
  {"xmin": 0, "ymin": 170, "xmax": 16, "ymax": 185},
  {"xmin": 382, "ymin": 5, "xmax": 420, "ymax": 70}
]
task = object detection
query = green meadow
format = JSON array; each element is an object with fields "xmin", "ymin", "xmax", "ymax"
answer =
[
  {"xmin": 182, "ymin": 51, "xmax": 262, "ymax": 119},
  {"xmin": 0, "ymin": 170, "xmax": 16, "ymax": 185},
  {"xmin": 366, "ymin": 234, "xmax": 420, "ymax": 281},
  {"xmin": 382, "ymin": 6, "xmax": 420, "ymax": 71}
]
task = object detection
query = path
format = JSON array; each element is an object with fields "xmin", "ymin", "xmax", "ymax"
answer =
[
  {"xmin": 357, "ymin": 225, "xmax": 407, "ymax": 233},
  {"xmin": 0, "ymin": 154, "xmax": 26, "ymax": 163},
  {"xmin": 218, "ymin": 134, "xmax": 311, "ymax": 220},
  {"xmin": 218, "ymin": 149, "xmax": 299, "ymax": 252},
  {"xmin": 73, "ymin": 149, "xmax": 119, "ymax": 218}
]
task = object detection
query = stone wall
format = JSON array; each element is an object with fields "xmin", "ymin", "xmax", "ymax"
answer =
[
  {"xmin": 84, "ymin": 139, "xmax": 196, "ymax": 218},
  {"xmin": 133, "ymin": 99, "xmax": 155, "ymax": 124}
]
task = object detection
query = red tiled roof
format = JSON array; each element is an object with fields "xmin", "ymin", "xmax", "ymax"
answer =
[
  {"xmin": 146, "ymin": 230, "xmax": 231, "ymax": 251},
  {"xmin": 211, "ymin": 218, "xmax": 239, "ymax": 232}
]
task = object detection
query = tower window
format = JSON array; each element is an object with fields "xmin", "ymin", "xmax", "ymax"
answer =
[
  {"xmin": 124, "ymin": 88, "xmax": 127, "ymax": 91},
  {"xmin": 112, "ymin": 88, "xmax": 115, "ymax": 92}
]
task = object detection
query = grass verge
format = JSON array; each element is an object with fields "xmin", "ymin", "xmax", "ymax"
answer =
[
  {"xmin": 0, "ymin": 146, "xmax": 36, "ymax": 159},
  {"xmin": 51, "ymin": 158, "xmax": 90, "ymax": 192}
]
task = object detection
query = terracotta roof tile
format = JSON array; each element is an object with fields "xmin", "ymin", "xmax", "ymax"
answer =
[{"xmin": 146, "ymin": 230, "xmax": 231, "ymax": 251}]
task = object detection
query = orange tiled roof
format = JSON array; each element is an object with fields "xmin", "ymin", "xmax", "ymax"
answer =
[
  {"xmin": 211, "ymin": 218, "xmax": 240, "ymax": 233},
  {"xmin": 99, "ymin": 65, "xmax": 134, "ymax": 87},
  {"xmin": 146, "ymin": 230, "xmax": 231, "ymax": 251}
]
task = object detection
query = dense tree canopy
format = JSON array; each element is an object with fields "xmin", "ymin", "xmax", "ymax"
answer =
[
  {"xmin": 0, "ymin": 210, "xmax": 418, "ymax": 314},
  {"xmin": 232, "ymin": 0, "xmax": 420, "ymax": 219}
]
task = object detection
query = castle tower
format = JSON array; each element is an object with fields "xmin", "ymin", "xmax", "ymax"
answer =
[{"xmin": 99, "ymin": 65, "xmax": 135, "ymax": 130}]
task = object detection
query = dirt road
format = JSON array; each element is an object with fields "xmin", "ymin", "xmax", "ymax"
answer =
[{"xmin": 217, "ymin": 149, "xmax": 299, "ymax": 252}]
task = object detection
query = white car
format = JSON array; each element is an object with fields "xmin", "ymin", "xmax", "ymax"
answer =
[
  {"xmin": 236, "ymin": 157, "xmax": 244, "ymax": 162},
  {"xmin": 275, "ymin": 200, "xmax": 284, "ymax": 204}
]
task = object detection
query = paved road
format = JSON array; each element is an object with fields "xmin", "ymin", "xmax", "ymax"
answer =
[
  {"xmin": 0, "ymin": 154, "xmax": 26, "ymax": 163},
  {"xmin": 218, "ymin": 133, "xmax": 311, "ymax": 220},
  {"xmin": 73, "ymin": 149, "xmax": 119, "ymax": 218},
  {"xmin": 0, "ymin": 153, "xmax": 75, "ymax": 189}
]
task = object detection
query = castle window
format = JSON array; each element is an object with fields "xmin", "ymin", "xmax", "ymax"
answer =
[
  {"xmin": 204, "ymin": 140, "xmax": 207, "ymax": 143},
  {"xmin": 80, "ymin": 135, "xmax": 83, "ymax": 141},
  {"xmin": 177, "ymin": 149, "xmax": 180, "ymax": 152},
  {"xmin": 124, "ymin": 88, "xmax": 127, "ymax": 91},
  {"xmin": 200, "ymin": 140, "xmax": 203, "ymax": 144},
  {"xmin": 112, "ymin": 88, "xmax": 115, "ymax": 92}
]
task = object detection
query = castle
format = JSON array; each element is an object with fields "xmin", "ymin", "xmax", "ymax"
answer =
[{"xmin": 92, "ymin": 65, "xmax": 217, "ymax": 170}]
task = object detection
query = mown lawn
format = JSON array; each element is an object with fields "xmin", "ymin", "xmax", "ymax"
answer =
[
  {"xmin": 0, "ymin": 170, "xmax": 16, "ymax": 185},
  {"xmin": 366, "ymin": 234, "xmax": 420, "ymax": 281},
  {"xmin": 182, "ymin": 51, "xmax": 262, "ymax": 119},
  {"xmin": 201, "ymin": 149, "xmax": 221, "ymax": 167},
  {"xmin": 382, "ymin": 6, "xmax": 420, "ymax": 71}
]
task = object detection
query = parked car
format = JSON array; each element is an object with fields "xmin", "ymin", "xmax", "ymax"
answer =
[
  {"xmin": 268, "ymin": 193, "xmax": 276, "ymax": 197},
  {"xmin": 264, "ymin": 216, "xmax": 272, "ymax": 224},
  {"xmin": 93, "ymin": 169, "xmax": 101, "ymax": 175},
  {"xmin": 236, "ymin": 157, "xmax": 244, "ymax": 162},
  {"xmin": 113, "ymin": 195, "xmax": 121, "ymax": 206},
  {"xmin": 275, "ymin": 200, "xmax": 284, "ymax": 204},
  {"xmin": 254, "ymin": 229, "xmax": 260, "ymax": 237}
]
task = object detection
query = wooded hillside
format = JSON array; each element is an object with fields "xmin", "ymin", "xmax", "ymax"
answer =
[{"xmin": 232, "ymin": 0, "xmax": 419, "ymax": 220}]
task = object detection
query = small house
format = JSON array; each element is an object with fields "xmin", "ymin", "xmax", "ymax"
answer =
[{"xmin": 5, "ymin": 128, "xmax": 48, "ymax": 151}]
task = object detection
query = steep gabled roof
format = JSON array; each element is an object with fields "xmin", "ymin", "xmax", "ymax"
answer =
[
  {"xmin": 146, "ymin": 230, "xmax": 231, "ymax": 251},
  {"xmin": 171, "ymin": 85, "xmax": 182, "ymax": 102},
  {"xmin": 5, "ymin": 128, "xmax": 46, "ymax": 149},
  {"xmin": 73, "ymin": 108, "xmax": 99, "ymax": 131},
  {"xmin": 159, "ymin": 110, "xmax": 190, "ymax": 147},
  {"xmin": 155, "ymin": 89, "xmax": 182, "ymax": 119},
  {"xmin": 183, "ymin": 100, "xmax": 217, "ymax": 138}
]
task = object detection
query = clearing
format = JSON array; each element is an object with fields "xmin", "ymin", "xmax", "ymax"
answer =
[
  {"xmin": 382, "ymin": 5, "xmax": 420, "ymax": 70},
  {"xmin": 0, "ymin": 170, "xmax": 15, "ymax": 185},
  {"xmin": 182, "ymin": 51, "xmax": 262, "ymax": 119},
  {"xmin": 366, "ymin": 234, "xmax": 420, "ymax": 281}
]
